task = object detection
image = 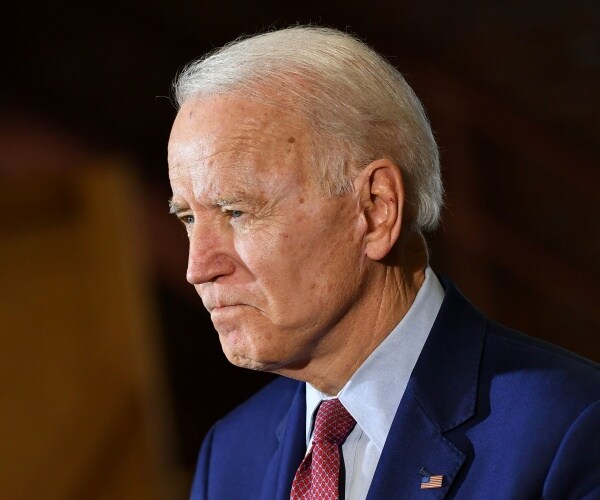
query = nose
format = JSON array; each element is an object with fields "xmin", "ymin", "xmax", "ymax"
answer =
[{"xmin": 186, "ymin": 219, "xmax": 236, "ymax": 285}]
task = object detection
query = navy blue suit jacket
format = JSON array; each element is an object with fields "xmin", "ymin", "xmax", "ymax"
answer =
[{"xmin": 191, "ymin": 279, "xmax": 600, "ymax": 499}]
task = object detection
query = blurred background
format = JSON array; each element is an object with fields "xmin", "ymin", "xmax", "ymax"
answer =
[{"xmin": 1, "ymin": 1, "xmax": 598, "ymax": 498}]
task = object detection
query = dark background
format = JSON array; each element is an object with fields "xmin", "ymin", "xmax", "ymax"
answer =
[{"xmin": 3, "ymin": 0, "xmax": 599, "ymax": 475}]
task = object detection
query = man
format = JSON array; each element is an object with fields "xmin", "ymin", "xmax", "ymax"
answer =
[{"xmin": 167, "ymin": 26, "xmax": 599, "ymax": 499}]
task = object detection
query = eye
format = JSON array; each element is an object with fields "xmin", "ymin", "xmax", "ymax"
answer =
[
  {"xmin": 221, "ymin": 207, "xmax": 245, "ymax": 219},
  {"xmin": 179, "ymin": 214, "xmax": 194, "ymax": 225}
]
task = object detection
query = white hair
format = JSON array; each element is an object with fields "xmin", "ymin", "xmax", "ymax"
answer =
[{"xmin": 173, "ymin": 26, "xmax": 443, "ymax": 231}]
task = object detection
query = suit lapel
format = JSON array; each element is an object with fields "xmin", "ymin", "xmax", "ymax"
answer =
[
  {"xmin": 367, "ymin": 278, "xmax": 486, "ymax": 499},
  {"xmin": 260, "ymin": 382, "xmax": 306, "ymax": 500},
  {"xmin": 366, "ymin": 392, "xmax": 466, "ymax": 499}
]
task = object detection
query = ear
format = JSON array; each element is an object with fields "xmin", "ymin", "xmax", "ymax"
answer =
[{"xmin": 355, "ymin": 158, "xmax": 404, "ymax": 261}]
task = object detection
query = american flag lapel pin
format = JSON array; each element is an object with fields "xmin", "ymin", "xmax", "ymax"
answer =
[{"xmin": 419, "ymin": 467, "xmax": 444, "ymax": 489}]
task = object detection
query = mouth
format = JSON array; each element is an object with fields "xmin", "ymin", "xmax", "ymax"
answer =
[
  {"xmin": 209, "ymin": 304, "xmax": 254, "ymax": 324},
  {"xmin": 211, "ymin": 304, "xmax": 238, "ymax": 311},
  {"xmin": 209, "ymin": 303, "xmax": 248, "ymax": 313}
]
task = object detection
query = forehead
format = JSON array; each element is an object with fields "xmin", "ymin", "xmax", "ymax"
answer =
[
  {"xmin": 167, "ymin": 94, "xmax": 317, "ymax": 207},
  {"xmin": 168, "ymin": 94, "xmax": 309, "ymax": 174}
]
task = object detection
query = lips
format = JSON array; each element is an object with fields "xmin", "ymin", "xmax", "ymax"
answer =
[
  {"xmin": 211, "ymin": 304, "xmax": 242, "ymax": 312},
  {"xmin": 204, "ymin": 298, "xmax": 248, "ymax": 313},
  {"xmin": 201, "ymin": 288, "xmax": 254, "ymax": 313},
  {"xmin": 209, "ymin": 304, "xmax": 254, "ymax": 325}
]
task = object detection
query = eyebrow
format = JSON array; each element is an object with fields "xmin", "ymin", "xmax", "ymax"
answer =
[
  {"xmin": 168, "ymin": 191, "xmax": 262, "ymax": 215},
  {"xmin": 168, "ymin": 198, "xmax": 186, "ymax": 215},
  {"xmin": 215, "ymin": 195, "xmax": 244, "ymax": 207}
]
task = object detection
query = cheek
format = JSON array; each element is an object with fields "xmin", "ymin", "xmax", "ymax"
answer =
[
  {"xmin": 233, "ymin": 206, "xmax": 361, "ymax": 289},
  {"xmin": 277, "ymin": 232, "xmax": 297, "ymax": 254}
]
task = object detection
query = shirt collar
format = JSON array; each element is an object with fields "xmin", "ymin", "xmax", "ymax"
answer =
[{"xmin": 305, "ymin": 267, "xmax": 445, "ymax": 449}]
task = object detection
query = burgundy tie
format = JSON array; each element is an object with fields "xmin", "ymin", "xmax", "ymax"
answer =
[{"xmin": 290, "ymin": 398, "xmax": 356, "ymax": 500}]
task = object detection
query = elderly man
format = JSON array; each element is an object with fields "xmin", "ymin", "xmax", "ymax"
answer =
[{"xmin": 167, "ymin": 27, "xmax": 599, "ymax": 500}]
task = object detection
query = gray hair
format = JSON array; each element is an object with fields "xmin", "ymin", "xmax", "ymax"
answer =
[{"xmin": 173, "ymin": 26, "xmax": 443, "ymax": 231}]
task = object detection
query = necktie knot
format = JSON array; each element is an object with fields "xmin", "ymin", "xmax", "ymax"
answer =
[{"xmin": 312, "ymin": 398, "xmax": 356, "ymax": 446}]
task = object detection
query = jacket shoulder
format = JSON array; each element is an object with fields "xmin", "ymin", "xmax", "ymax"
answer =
[
  {"xmin": 216, "ymin": 376, "xmax": 302, "ymax": 436},
  {"xmin": 191, "ymin": 377, "xmax": 303, "ymax": 499},
  {"xmin": 484, "ymin": 319, "xmax": 600, "ymax": 397}
]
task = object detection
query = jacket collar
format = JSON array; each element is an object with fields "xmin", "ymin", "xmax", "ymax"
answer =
[
  {"xmin": 367, "ymin": 276, "xmax": 486, "ymax": 498},
  {"xmin": 410, "ymin": 276, "xmax": 485, "ymax": 432}
]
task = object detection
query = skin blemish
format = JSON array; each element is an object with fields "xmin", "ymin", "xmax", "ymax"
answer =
[
  {"xmin": 299, "ymin": 197, "xmax": 305, "ymax": 204},
  {"xmin": 287, "ymin": 136, "xmax": 295, "ymax": 143}
]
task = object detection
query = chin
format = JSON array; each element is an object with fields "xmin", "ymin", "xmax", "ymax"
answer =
[
  {"xmin": 218, "ymin": 332, "xmax": 269, "ymax": 369},
  {"xmin": 215, "ymin": 319, "xmax": 282, "ymax": 367},
  {"xmin": 220, "ymin": 337, "xmax": 292, "ymax": 373},
  {"xmin": 225, "ymin": 351, "xmax": 271, "ymax": 371}
]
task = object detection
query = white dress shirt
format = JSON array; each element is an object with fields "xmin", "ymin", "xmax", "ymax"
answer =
[{"xmin": 305, "ymin": 267, "xmax": 445, "ymax": 499}]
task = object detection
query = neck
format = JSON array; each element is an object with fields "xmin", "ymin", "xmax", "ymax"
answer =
[{"xmin": 277, "ymin": 231, "xmax": 429, "ymax": 395}]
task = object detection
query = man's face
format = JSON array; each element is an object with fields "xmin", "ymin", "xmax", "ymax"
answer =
[{"xmin": 168, "ymin": 94, "xmax": 369, "ymax": 374}]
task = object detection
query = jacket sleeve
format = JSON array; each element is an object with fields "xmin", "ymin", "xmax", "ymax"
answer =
[{"xmin": 543, "ymin": 399, "xmax": 600, "ymax": 499}]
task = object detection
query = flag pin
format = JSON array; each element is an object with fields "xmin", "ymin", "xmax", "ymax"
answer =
[{"xmin": 419, "ymin": 467, "xmax": 444, "ymax": 489}]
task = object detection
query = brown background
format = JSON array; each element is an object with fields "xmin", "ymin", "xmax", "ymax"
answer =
[{"xmin": 1, "ymin": 1, "xmax": 598, "ymax": 498}]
